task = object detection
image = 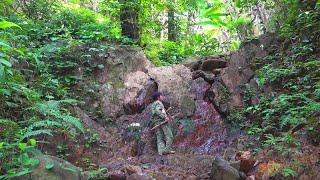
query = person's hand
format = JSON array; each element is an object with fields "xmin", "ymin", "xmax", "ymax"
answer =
[
  {"xmin": 165, "ymin": 117, "xmax": 171, "ymax": 122},
  {"xmin": 168, "ymin": 116, "xmax": 174, "ymax": 123}
]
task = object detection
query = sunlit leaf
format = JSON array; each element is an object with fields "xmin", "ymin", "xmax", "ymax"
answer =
[
  {"xmin": 0, "ymin": 41, "xmax": 11, "ymax": 48},
  {"xmin": 18, "ymin": 143, "xmax": 27, "ymax": 151},
  {"xmin": 0, "ymin": 21, "xmax": 21, "ymax": 29},
  {"xmin": 45, "ymin": 162, "xmax": 55, "ymax": 170},
  {"xmin": 29, "ymin": 139, "xmax": 37, "ymax": 146},
  {"xmin": 0, "ymin": 58, "xmax": 12, "ymax": 67}
]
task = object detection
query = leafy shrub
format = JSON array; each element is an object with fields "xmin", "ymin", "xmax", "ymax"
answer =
[
  {"xmin": 236, "ymin": 5, "xmax": 320, "ymax": 159},
  {"xmin": 0, "ymin": 19, "xmax": 84, "ymax": 178},
  {"xmin": 145, "ymin": 40, "xmax": 185, "ymax": 66}
]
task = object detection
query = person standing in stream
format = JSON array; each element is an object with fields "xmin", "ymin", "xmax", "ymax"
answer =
[{"xmin": 151, "ymin": 92, "xmax": 175, "ymax": 155}]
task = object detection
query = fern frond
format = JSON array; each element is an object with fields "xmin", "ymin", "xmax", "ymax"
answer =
[
  {"xmin": 34, "ymin": 100, "xmax": 60, "ymax": 116},
  {"xmin": 28, "ymin": 120, "xmax": 62, "ymax": 130},
  {"xmin": 59, "ymin": 99, "xmax": 79, "ymax": 105},
  {"xmin": 20, "ymin": 129, "xmax": 53, "ymax": 142},
  {"xmin": 61, "ymin": 115, "xmax": 84, "ymax": 133}
]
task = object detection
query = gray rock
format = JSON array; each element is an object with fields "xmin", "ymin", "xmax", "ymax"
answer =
[
  {"xmin": 148, "ymin": 65, "xmax": 196, "ymax": 117},
  {"xmin": 16, "ymin": 155, "xmax": 83, "ymax": 180},
  {"xmin": 108, "ymin": 170, "xmax": 126, "ymax": 180},
  {"xmin": 210, "ymin": 80, "xmax": 231, "ymax": 114},
  {"xmin": 211, "ymin": 156, "xmax": 241, "ymax": 180},
  {"xmin": 200, "ymin": 59, "xmax": 228, "ymax": 71},
  {"xmin": 192, "ymin": 70, "xmax": 215, "ymax": 84},
  {"xmin": 127, "ymin": 173, "xmax": 153, "ymax": 180},
  {"xmin": 230, "ymin": 160, "xmax": 241, "ymax": 171},
  {"xmin": 182, "ymin": 57, "xmax": 202, "ymax": 71}
]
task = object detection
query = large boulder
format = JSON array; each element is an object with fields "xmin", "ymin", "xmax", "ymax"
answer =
[
  {"xmin": 200, "ymin": 58, "xmax": 228, "ymax": 71},
  {"xmin": 183, "ymin": 33, "xmax": 281, "ymax": 115},
  {"xmin": 16, "ymin": 155, "xmax": 83, "ymax": 180},
  {"xmin": 76, "ymin": 46, "xmax": 154, "ymax": 119},
  {"xmin": 165, "ymin": 154, "xmax": 215, "ymax": 178},
  {"xmin": 148, "ymin": 65, "xmax": 196, "ymax": 117},
  {"xmin": 209, "ymin": 78, "xmax": 233, "ymax": 114},
  {"xmin": 127, "ymin": 173, "xmax": 153, "ymax": 180},
  {"xmin": 97, "ymin": 47, "xmax": 152, "ymax": 118},
  {"xmin": 192, "ymin": 70, "xmax": 215, "ymax": 84},
  {"xmin": 78, "ymin": 47, "xmax": 198, "ymax": 120},
  {"xmin": 123, "ymin": 71, "xmax": 157, "ymax": 114},
  {"xmin": 173, "ymin": 77, "xmax": 228, "ymax": 154},
  {"xmin": 218, "ymin": 33, "xmax": 280, "ymax": 111},
  {"xmin": 211, "ymin": 156, "xmax": 241, "ymax": 180}
]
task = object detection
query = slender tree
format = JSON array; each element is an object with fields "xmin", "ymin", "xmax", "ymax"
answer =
[
  {"xmin": 119, "ymin": 0, "xmax": 140, "ymax": 41},
  {"xmin": 167, "ymin": 1, "xmax": 176, "ymax": 41}
]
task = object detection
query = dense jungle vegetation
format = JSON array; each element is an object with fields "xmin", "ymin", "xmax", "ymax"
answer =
[{"xmin": 0, "ymin": 0, "xmax": 319, "ymax": 179}]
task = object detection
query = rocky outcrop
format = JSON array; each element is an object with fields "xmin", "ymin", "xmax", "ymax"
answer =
[
  {"xmin": 211, "ymin": 156, "xmax": 241, "ymax": 180},
  {"xmin": 184, "ymin": 33, "xmax": 281, "ymax": 115},
  {"xmin": 148, "ymin": 65, "xmax": 195, "ymax": 117},
  {"xmin": 16, "ymin": 155, "xmax": 83, "ymax": 180},
  {"xmin": 74, "ymin": 46, "xmax": 197, "ymax": 121},
  {"xmin": 70, "ymin": 45, "xmax": 235, "ymax": 157},
  {"xmin": 96, "ymin": 47, "xmax": 153, "ymax": 118},
  {"xmin": 72, "ymin": 46, "xmax": 153, "ymax": 119},
  {"xmin": 65, "ymin": 35, "xmax": 281, "ymax": 179}
]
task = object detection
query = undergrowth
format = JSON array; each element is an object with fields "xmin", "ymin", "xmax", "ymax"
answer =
[{"xmin": 229, "ymin": 4, "xmax": 320, "ymax": 178}]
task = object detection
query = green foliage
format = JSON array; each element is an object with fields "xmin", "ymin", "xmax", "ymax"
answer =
[
  {"xmin": 179, "ymin": 118, "xmax": 194, "ymax": 136},
  {"xmin": 0, "ymin": 16, "xmax": 85, "ymax": 177},
  {"xmin": 262, "ymin": 133, "xmax": 299, "ymax": 156},
  {"xmin": 0, "ymin": 119, "xmax": 19, "ymax": 140},
  {"xmin": 84, "ymin": 129, "xmax": 100, "ymax": 148},
  {"xmin": 45, "ymin": 162, "xmax": 55, "ymax": 170},
  {"xmin": 0, "ymin": 21, "xmax": 21, "ymax": 29},
  {"xmin": 144, "ymin": 33, "xmax": 220, "ymax": 66},
  {"xmin": 226, "ymin": 108, "xmax": 246, "ymax": 127},
  {"xmin": 281, "ymin": 167, "xmax": 297, "ymax": 178},
  {"xmin": 246, "ymin": 93, "xmax": 319, "ymax": 133},
  {"xmin": 237, "ymin": 5, "xmax": 320, "ymax": 162},
  {"xmin": 87, "ymin": 168, "xmax": 108, "ymax": 180},
  {"xmin": 32, "ymin": 100, "xmax": 84, "ymax": 134},
  {"xmin": 55, "ymin": 144, "xmax": 69, "ymax": 159}
]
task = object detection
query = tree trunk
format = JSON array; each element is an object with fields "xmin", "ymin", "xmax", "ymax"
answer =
[
  {"xmin": 187, "ymin": 10, "xmax": 197, "ymax": 34},
  {"xmin": 168, "ymin": 5, "xmax": 176, "ymax": 41},
  {"xmin": 119, "ymin": 0, "xmax": 140, "ymax": 41}
]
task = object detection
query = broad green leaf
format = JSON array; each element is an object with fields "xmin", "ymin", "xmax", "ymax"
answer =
[
  {"xmin": 14, "ymin": 48, "xmax": 25, "ymax": 55},
  {"xmin": 19, "ymin": 129, "xmax": 53, "ymax": 142},
  {"xmin": 207, "ymin": 13, "xmax": 228, "ymax": 18},
  {"xmin": 29, "ymin": 139, "xmax": 37, "ymax": 146},
  {"xmin": 0, "ymin": 58, "xmax": 12, "ymax": 67},
  {"xmin": 0, "ymin": 41, "xmax": 11, "ymax": 48},
  {"xmin": 7, "ymin": 69, "xmax": 13, "ymax": 75},
  {"xmin": 204, "ymin": 4, "xmax": 225, "ymax": 17},
  {"xmin": 0, "ymin": 142, "xmax": 4, "ymax": 149},
  {"xmin": 62, "ymin": 167, "xmax": 78, "ymax": 173},
  {"xmin": 18, "ymin": 143, "xmax": 27, "ymax": 151},
  {"xmin": 8, "ymin": 168, "xmax": 32, "ymax": 178},
  {"xmin": 0, "ymin": 65, "xmax": 5, "ymax": 78},
  {"xmin": 26, "ymin": 158, "xmax": 40, "ymax": 166},
  {"xmin": 0, "ymin": 21, "xmax": 21, "ymax": 29},
  {"xmin": 45, "ymin": 162, "xmax": 55, "ymax": 170},
  {"xmin": 0, "ymin": 88, "xmax": 11, "ymax": 96}
]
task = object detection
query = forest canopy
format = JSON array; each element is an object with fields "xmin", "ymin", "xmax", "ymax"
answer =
[{"xmin": 1, "ymin": 0, "xmax": 301, "ymax": 65}]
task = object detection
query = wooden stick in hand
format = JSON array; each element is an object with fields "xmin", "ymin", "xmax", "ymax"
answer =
[{"xmin": 150, "ymin": 119, "xmax": 169, "ymax": 131}]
